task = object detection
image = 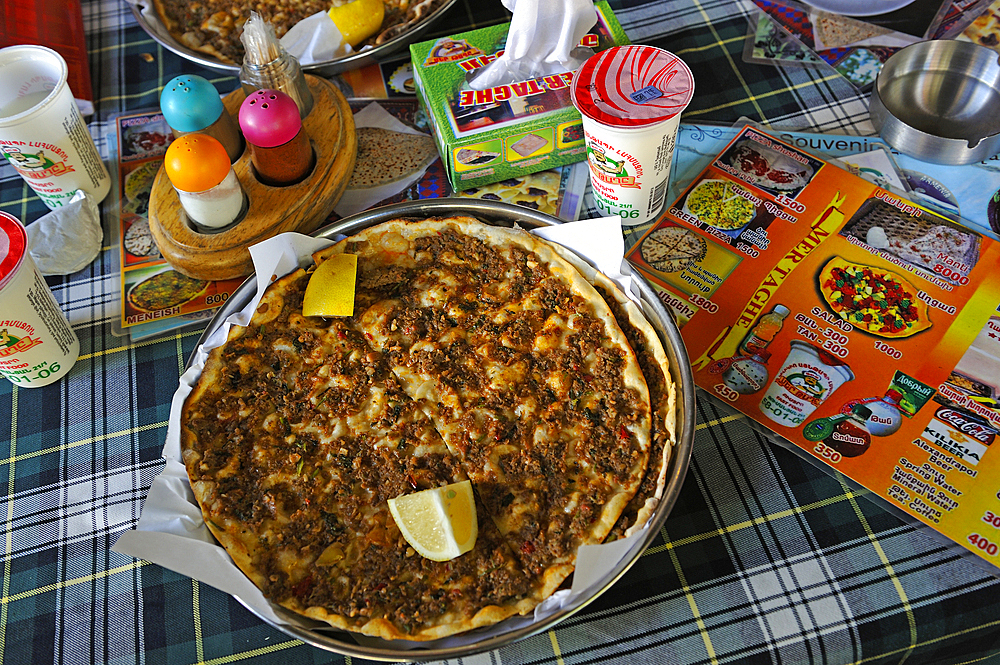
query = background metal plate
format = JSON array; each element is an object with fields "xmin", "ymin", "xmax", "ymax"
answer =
[
  {"xmin": 130, "ymin": 0, "xmax": 460, "ymax": 76},
  {"xmin": 190, "ymin": 198, "xmax": 696, "ymax": 661}
]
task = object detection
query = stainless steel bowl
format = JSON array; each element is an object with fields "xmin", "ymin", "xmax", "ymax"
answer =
[
  {"xmin": 130, "ymin": 0, "xmax": 459, "ymax": 76},
  {"xmin": 190, "ymin": 198, "xmax": 696, "ymax": 661},
  {"xmin": 869, "ymin": 39, "xmax": 1000, "ymax": 165}
]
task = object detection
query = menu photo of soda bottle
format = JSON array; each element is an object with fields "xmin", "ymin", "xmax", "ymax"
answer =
[{"xmin": 709, "ymin": 303, "xmax": 790, "ymax": 395}]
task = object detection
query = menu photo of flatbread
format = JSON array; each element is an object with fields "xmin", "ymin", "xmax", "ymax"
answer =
[{"xmin": 509, "ymin": 133, "xmax": 549, "ymax": 158}]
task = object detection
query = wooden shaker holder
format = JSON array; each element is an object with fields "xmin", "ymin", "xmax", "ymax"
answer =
[{"xmin": 148, "ymin": 75, "xmax": 357, "ymax": 282}]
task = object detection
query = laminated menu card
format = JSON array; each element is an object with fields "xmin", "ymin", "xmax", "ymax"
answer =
[
  {"xmin": 628, "ymin": 124, "xmax": 1000, "ymax": 567},
  {"xmin": 109, "ymin": 110, "xmax": 245, "ymax": 340}
]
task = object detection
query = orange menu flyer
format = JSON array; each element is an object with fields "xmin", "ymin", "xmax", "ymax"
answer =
[{"xmin": 628, "ymin": 124, "xmax": 1000, "ymax": 567}]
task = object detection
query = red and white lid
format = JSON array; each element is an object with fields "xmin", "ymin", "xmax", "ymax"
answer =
[
  {"xmin": 571, "ymin": 45, "xmax": 695, "ymax": 128},
  {"xmin": 0, "ymin": 212, "xmax": 27, "ymax": 291}
]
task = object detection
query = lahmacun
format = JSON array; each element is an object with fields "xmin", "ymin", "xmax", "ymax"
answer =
[{"xmin": 180, "ymin": 216, "xmax": 676, "ymax": 641}]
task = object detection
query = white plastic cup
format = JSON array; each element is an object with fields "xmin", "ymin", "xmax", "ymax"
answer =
[
  {"xmin": 571, "ymin": 45, "xmax": 694, "ymax": 226},
  {"xmin": 0, "ymin": 212, "xmax": 80, "ymax": 387},
  {"xmin": 0, "ymin": 45, "xmax": 111, "ymax": 210},
  {"xmin": 759, "ymin": 340, "xmax": 854, "ymax": 427}
]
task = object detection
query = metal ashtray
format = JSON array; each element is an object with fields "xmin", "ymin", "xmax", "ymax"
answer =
[{"xmin": 869, "ymin": 39, "xmax": 1000, "ymax": 165}]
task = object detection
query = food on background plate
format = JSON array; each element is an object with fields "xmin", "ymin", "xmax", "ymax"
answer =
[
  {"xmin": 152, "ymin": 0, "xmax": 445, "ymax": 65},
  {"xmin": 818, "ymin": 257, "xmax": 930, "ymax": 338},
  {"xmin": 639, "ymin": 226, "xmax": 708, "ymax": 273},
  {"xmin": 128, "ymin": 269, "xmax": 207, "ymax": 312},
  {"xmin": 180, "ymin": 216, "xmax": 676, "ymax": 640},
  {"xmin": 347, "ymin": 127, "xmax": 438, "ymax": 189},
  {"xmin": 684, "ymin": 179, "xmax": 757, "ymax": 230}
]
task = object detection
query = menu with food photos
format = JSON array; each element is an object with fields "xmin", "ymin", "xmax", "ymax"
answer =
[
  {"xmin": 109, "ymin": 110, "xmax": 245, "ymax": 340},
  {"xmin": 628, "ymin": 124, "xmax": 1000, "ymax": 568}
]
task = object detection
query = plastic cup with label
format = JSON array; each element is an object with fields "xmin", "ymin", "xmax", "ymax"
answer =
[
  {"xmin": 0, "ymin": 211, "xmax": 80, "ymax": 387},
  {"xmin": 570, "ymin": 45, "xmax": 694, "ymax": 226},
  {"xmin": 0, "ymin": 45, "xmax": 111, "ymax": 210},
  {"xmin": 759, "ymin": 340, "xmax": 854, "ymax": 427}
]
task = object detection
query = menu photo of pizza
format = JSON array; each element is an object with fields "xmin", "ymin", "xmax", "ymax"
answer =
[
  {"xmin": 625, "ymin": 220, "xmax": 744, "ymax": 299},
  {"xmin": 716, "ymin": 131, "xmax": 824, "ymax": 198}
]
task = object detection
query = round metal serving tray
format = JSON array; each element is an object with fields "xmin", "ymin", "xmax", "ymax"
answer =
[
  {"xmin": 190, "ymin": 198, "xmax": 696, "ymax": 661},
  {"xmin": 130, "ymin": 0, "xmax": 459, "ymax": 76}
]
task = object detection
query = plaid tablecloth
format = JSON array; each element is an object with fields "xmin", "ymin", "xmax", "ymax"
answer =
[{"xmin": 2, "ymin": 1, "xmax": 1000, "ymax": 664}]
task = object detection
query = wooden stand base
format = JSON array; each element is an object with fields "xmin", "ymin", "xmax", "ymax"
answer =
[{"xmin": 149, "ymin": 75, "xmax": 357, "ymax": 281}]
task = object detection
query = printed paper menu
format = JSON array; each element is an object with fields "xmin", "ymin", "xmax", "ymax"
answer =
[
  {"xmin": 111, "ymin": 111, "xmax": 245, "ymax": 339},
  {"xmin": 628, "ymin": 124, "xmax": 1000, "ymax": 566}
]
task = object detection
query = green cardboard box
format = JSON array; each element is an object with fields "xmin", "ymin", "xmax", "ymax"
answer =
[{"xmin": 409, "ymin": 2, "xmax": 629, "ymax": 192}]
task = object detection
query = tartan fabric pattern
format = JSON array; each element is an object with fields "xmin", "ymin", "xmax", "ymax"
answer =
[{"xmin": 2, "ymin": 0, "xmax": 1000, "ymax": 664}]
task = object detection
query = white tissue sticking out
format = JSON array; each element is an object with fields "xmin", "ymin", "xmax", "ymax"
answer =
[
  {"xmin": 26, "ymin": 189, "xmax": 102, "ymax": 275},
  {"xmin": 866, "ymin": 226, "xmax": 889, "ymax": 249},
  {"xmin": 280, "ymin": 11, "xmax": 351, "ymax": 64},
  {"xmin": 468, "ymin": 0, "xmax": 597, "ymax": 90}
]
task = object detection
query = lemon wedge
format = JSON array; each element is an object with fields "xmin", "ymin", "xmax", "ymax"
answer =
[
  {"xmin": 302, "ymin": 254, "xmax": 357, "ymax": 317},
  {"xmin": 328, "ymin": 0, "xmax": 385, "ymax": 48},
  {"xmin": 388, "ymin": 480, "xmax": 478, "ymax": 561}
]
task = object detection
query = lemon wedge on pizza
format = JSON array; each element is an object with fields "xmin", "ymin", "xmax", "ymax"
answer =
[
  {"xmin": 328, "ymin": 0, "xmax": 384, "ymax": 47},
  {"xmin": 302, "ymin": 254, "xmax": 357, "ymax": 317},
  {"xmin": 388, "ymin": 480, "xmax": 478, "ymax": 561}
]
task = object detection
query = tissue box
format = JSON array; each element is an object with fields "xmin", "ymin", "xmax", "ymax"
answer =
[{"xmin": 409, "ymin": 1, "xmax": 629, "ymax": 192}]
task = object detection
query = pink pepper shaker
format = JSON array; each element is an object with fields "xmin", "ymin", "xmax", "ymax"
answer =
[{"xmin": 238, "ymin": 89, "xmax": 313, "ymax": 186}]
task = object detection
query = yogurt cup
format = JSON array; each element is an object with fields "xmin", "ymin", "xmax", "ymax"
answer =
[
  {"xmin": 759, "ymin": 340, "xmax": 854, "ymax": 427},
  {"xmin": 0, "ymin": 212, "xmax": 80, "ymax": 387},
  {"xmin": 570, "ymin": 45, "xmax": 694, "ymax": 226},
  {"xmin": 0, "ymin": 45, "xmax": 111, "ymax": 210}
]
